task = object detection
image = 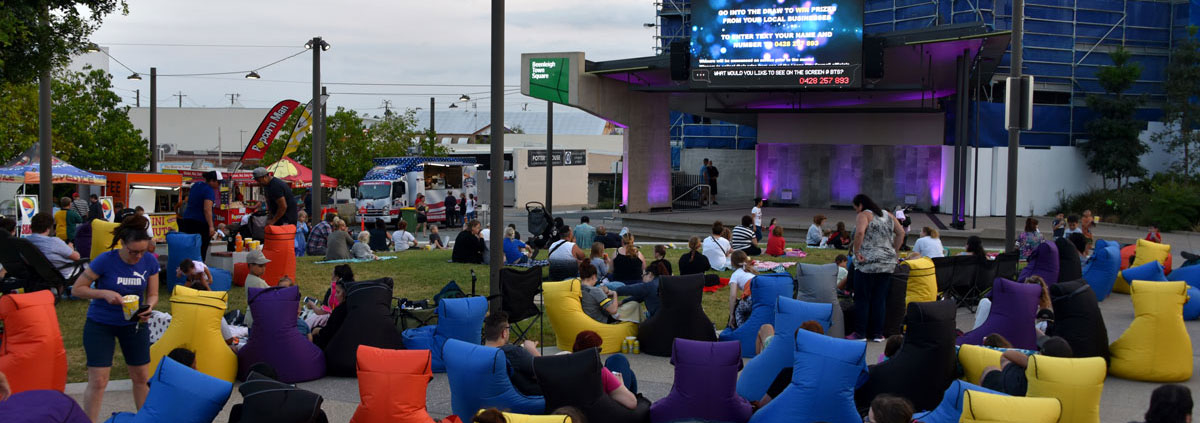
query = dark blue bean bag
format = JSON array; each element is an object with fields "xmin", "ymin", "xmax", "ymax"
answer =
[
  {"xmin": 0, "ymin": 390, "xmax": 90, "ymax": 423},
  {"xmin": 1169, "ymin": 265, "xmax": 1200, "ymax": 290},
  {"xmin": 1019, "ymin": 241, "xmax": 1059, "ymax": 284},
  {"xmin": 209, "ymin": 267, "xmax": 232, "ymax": 292},
  {"xmin": 165, "ymin": 232, "xmax": 202, "ymax": 289},
  {"xmin": 748, "ymin": 326, "xmax": 868, "ymax": 423},
  {"xmin": 1185, "ymin": 287, "xmax": 1200, "ymax": 321},
  {"xmin": 719, "ymin": 272, "xmax": 795, "ymax": 358},
  {"xmin": 237, "ymin": 286, "xmax": 326, "ymax": 383},
  {"xmin": 957, "ymin": 278, "xmax": 1041, "ymax": 350},
  {"xmin": 736, "ymin": 297, "xmax": 832, "ymax": 401},
  {"xmin": 1121, "ymin": 260, "xmax": 1168, "ymax": 284},
  {"xmin": 104, "ymin": 357, "xmax": 233, "ymax": 423},
  {"xmin": 402, "ymin": 295, "xmax": 488, "ymax": 373},
  {"xmin": 913, "ymin": 380, "xmax": 1006, "ymax": 423},
  {"xmin": 1083, "ymin": 240, "xmax": 1121, "ymax": 301},
  {"xmin": 443, "ymin": 338, "xmax": 545, "ymax": 421},
  {"xmin": 651, "ymin": 339, "xmax": 751, "ymax": 423}
]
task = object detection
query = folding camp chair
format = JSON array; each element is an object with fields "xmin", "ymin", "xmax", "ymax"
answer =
[
  {"xmin": 946, "ymin": 256, "xmax": 994, "ymax": 312},
  {"xmin": 932, "ymin": 256, "xmax": 956, "ymax": 299},
  {"xmin": 489, "ymin": 266, "xmax": 545, "ymax": 352},
  {"xmin": 993, "ymin": 251, "xmax": 1020, "ymax": 281},
  {"xmin": 0, "ymin": 236, "xmax": 86, "ymax": 299}
]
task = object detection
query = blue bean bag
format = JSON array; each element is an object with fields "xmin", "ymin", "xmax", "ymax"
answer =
[
  {"xmin": 237, "ymin": 286, "xmax": 326, "ymax": 383},
  {"xmin": 1121, "ymin": 261, "xmax": 1168, "ymax": 284},
  {"xmin": 913, "ymin": 380, "xmax": 1006, "ymax": 423},
  {"xmin": 402, "ymin": 295, "xmax": 488, "ymax": 373},
  {"xmin": 443, "ymin": 339, "xmax": 545, "ymax": 421},
  {"xmin": 209, "ymin": 267, "xmax": 232, "ymax": 292},
  {"xmin": 736, "ymin": 297, "xmax": 832, "ymax": 401},
  {"xmin": 748, "ymin": 326, "xmax": 868, "ymax": 423},
  {"xmin": 104, "ymin": 357, "xmax": 233, "ymax": 423},
  {"xmin": 1170, "ymin": 265, "xmax": 1200, "ymax": 290},
  {"xmin": 651, "ymin": 339, "xmax": 751, "ymax": 423},
  {"xmin": 0, "ymin": 389, "xmax": 90, "ymax": 423},
  {"xmin": 165, "ymin": 232, "xmax": 202, "ymax": 289},
  {"xmin": 1185, "ymin": 287, "xmax": 1200, "ymax": 321},
  {"xmin": 1082, "ymin": 240, "xmax": 1121, "ymax": 301},
  {"xmin": 719, "ymin": 272, "xmax": 795, "ymax": 358},
  {"xmin": 958, "ymin": 278, "xmax": 1041, "ymax": 350},
  {"xmin": 1019, "ymin": 241, "xmax": 1059, "ymax": 284}
]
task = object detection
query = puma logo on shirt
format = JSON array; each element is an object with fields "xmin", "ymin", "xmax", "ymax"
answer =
[{"xmin": 118, "ymin": 270, "xmax": 148, "ymax": 286}]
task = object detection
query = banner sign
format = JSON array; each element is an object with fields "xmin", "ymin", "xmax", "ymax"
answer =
[
  {"xmin": 149, "ymin": 213, "xmax": 179, "ymax": 244},
  {"xmin": 15, "ymin": 195, "xmax": 37, "ymax": 237},
  {"xmin": 99, "ymin": 196, "xmax": 115, "ymax": 222},
  {"xmin": 282, "ymin": 94, "xmax": 328, "ymax": 159},
  {"xmin": 528, "ymin": 149, "xmax": 587, "ymax": 167},
  {"xmin": 240, "ymin": 99, "xmax": 301, "ymax": 162}
]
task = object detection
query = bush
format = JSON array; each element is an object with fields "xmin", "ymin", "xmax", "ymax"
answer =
[
  {"xmin": 1054, "ymin": 173, "xmax": 1200, "ymax": 231},
  {"xmin": 1143, "ymin": 178, "xmax": 1200, "ymax": 231}
]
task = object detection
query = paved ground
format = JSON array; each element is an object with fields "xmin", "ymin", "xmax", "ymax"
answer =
[{"xmin": 69, "ymin": 285, "xmax": 1194, "ymax": 423}]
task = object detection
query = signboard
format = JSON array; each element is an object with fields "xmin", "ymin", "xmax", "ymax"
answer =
[
  {"xmin": 99, "ymin": 196, "xmax": 115, "ymax": 222},
  {"xmin": 15, "ymin": 195, "xmax": 37, "ymax": 237},
  {"xmin": 690, "ymin": 0, "xmax": 864, "ymax": 88},
  {"xmin": 528, "ymin": 58, "xmax": 570, "ymax": 104},
  {"xmin": 528, "ymin": 149, "xmax": 587, "ymax": 167},
  {"xmin": 240, "ymin": 99, "xmax": 302, "ymax": 162},
  {"xmin": 149, "ymin": 213, "xmax": 179, "ymax": 244}
]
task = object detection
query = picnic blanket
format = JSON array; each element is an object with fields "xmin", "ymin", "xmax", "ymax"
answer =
[
  {"xmin": 508, "ymin": 259, "xmax": 550, "ymax": 269},
  {"xmin": 702, "ymin": 277, "xmax": 731, "ymax": 293},
  {"xmin": 753, "ymin": 261, "xmax": 796, "ymax": 272},
  {"xmin": 314, "ymin": 256, "xmax": 399, "ymax": 265}
]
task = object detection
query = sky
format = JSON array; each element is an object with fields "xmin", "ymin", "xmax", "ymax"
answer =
[{"xmin": 89, "ymin": 0, "xmax": 659, "ymax": 114}]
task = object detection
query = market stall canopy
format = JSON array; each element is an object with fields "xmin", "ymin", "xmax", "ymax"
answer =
[
  {"xmin": 265, "ymin": 157, "xmax": 338, "ymax": 188},
  {"xmin": 0, "ymin": 144, "xmax": 106, "ymax": 185}
]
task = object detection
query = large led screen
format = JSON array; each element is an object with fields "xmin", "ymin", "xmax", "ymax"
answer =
[{"xmin": 690, "ymin": 0, "xmax": 864, "ymax": 88}]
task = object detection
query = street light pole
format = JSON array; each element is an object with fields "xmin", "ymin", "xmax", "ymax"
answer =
[
  {"xmin": 38, "ymin": 69, "xmax": 52, "ymax": 214},
  {"xmin": 430, "ymin": 97, "xmax": 436, "ymax": 139},
  {"xmin": 310, "ymin": 37, "xmax": 325, "ymax": 218},
  {"xmin": 546, "ymin": 101, "xmax": 553, "ymax": 215},
  {"xmin": 150, "ymin": 67, "xmax": 158, "ymax": 172},
  {"xmin": 488, "ymin": 0, "xmax": 506, "ymax": 313},
  {"xmin": 1005, "ymin": 0, "xmax": 1024, "ymax": 250}
]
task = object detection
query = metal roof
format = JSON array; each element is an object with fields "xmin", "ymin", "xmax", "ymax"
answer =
[{"xmin": 409, "ymin": 109, "xmax": 609, "ymax": 136}]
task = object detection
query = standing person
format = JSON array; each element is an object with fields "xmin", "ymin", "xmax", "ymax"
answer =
[
  {"xmin": 180, "ymin": 171, "xmax": 221, "ymax": 260},
  {"xmin": 731, "ymin": 215, "xmax": 761, "ymax": 256},
  {"xmin": 912, "ymin": 227, "xmax": 945, "ymax": 259},
  {"xmin": 1081, "ymin": 209, "xmax": 1096, "ymax": 240},
  {"xmin": 1016, "ymin": 218, "xmax": 1046, "ymax": 260},
  {"xmin": 1062, "ymin": 215, "xmax": 1082, "ymax": 238},
  {"xmin": 295, "ymin": 211, "xmax": 310, "ymax": 256},
  {"xmin": 707, "ymin": 160, "xmax": 720, "ymax": 205},
  {"xmin": 466, "ymin": 194, "xmax": 477, "ymax": 222},
  {"xmin": 253, "ymin": 167, "xmax": 299, "ymax": 226},
  {"xmin": 56, "ymin": 197, "xmax": 82, "ymax": 243},
  {"xmin": 1146, "ymin": 225, "xmax": 1162, "ymax": 244},
  {"xmin": 807, "ymin": 215, "xmax": 827, "ymax": 247},
  {"xmin": 72, "ymin": 192, "xmax": 90, "ymax": 221},
  {"xmin": 1051, "ymin": 213, "xmax": 1066, "ymax": 240},
  {"xmin": 306, "ymin": 213, "xmax": 336, "ymax": 257},
  {"xmin": 575, "ymin": 216, "xmax": 597, "ymax": 250},
  {"xmin": 71, "ymin": 216, "xmax": 159, "ymax": 422},
  {"xmin": 458, "ymin": 193, "xmax": 468, "ymax": 229},
  {"xmin": 702, "ymin": 221, "xmax": 732, "ymax": 271},
  {"xmin": 751, "ymin": 198, "xmax": 764, "ymax": 241},
  {"xmin": 87, "ymin": 194, "xmax": 102, "ymax": 222},
  {"xmin": 443, "ymin": 193, "xmax": 458, "ymax": 228},
  {"xmin": 848, "ymin": 193, "xmax": 905, "ymax": 342},
  {"xmin": 414, "ymin": 193, "xmax": 428, "ymax": 235},
  {"xmin": 700, "ymin": 159, "xmax": 711, "ymax": 204}
]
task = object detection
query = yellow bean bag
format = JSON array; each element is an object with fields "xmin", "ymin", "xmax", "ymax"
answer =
[
  {"xmin": 543, "ymin": 279, "xmax": 637, "ymax": 354},
  {"xmin": 1115, "ymin": 240, "xmax": 1172, "ymax": 294},
  {"xmin": 90, "ymin": 219, "xmax": 121, "ymax": 260},
  {"xmin": 956, "ymin": 344, "xmax": 1003, "ymax": 385},
  {"xmin": 478, "ymin": 411, "xmax": 570, "ymax": 423},
  {"xmin": 148, "ymin": 285, "xmax": 237, "ymax": 382},
  {"xmin": 1109, "ymin": 281, "xmax": 1193, "ymax": 382},
  {"xmin": 905, "ymin": 257, "xmax": 937, "ymax": 306},
  {"xmin": 960, "ymin": 390, "xmax": 1061, "ymax": 423},
  {"xmin": 1024, "ymin": 355, "xmax": 1106, "ymax": 423}
]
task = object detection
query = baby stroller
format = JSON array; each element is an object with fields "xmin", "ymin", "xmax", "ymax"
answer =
[{"xmin": 525, "ymin": 202, "xmax": 555, "ymax": 255}]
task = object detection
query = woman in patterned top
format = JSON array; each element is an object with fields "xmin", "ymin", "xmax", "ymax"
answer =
[
  {"xmin": 1016, "ymin": 217, "xmax": 1045, "ymax": 260},
  {"xmin": 848, "ymin": 194, "xmax": 905, "ymax": 342}
]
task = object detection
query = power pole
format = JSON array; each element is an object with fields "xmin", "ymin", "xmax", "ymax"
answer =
[
  {"xmin": 172, "ymin": 91, "xmax": 187, "ymax": 108},
  {"xmin": 488, "ymin": 0, "xmax": 506, "ymax": 313},
  {"xmin": 135, "ymin": 89, "xmax": 140, "ymax": 107},
  {"xmin": 382, "ymin": 99, "xmax": 393, "ymax": 116},
  {"xmin": 1005, "ymin": 0, "xmax": 1025, "ymax": 250},
  {"xmin": 225, "ymin": 93, "xmax": 240, "ymax": 106}
]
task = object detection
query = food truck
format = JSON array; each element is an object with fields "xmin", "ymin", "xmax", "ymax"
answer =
[{"xmin": 356, "ymin": 157, "xmax": 478, "ymax": 226}]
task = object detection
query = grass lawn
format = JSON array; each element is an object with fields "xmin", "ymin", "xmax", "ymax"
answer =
[{"xmin": 55, "ymin": 244, "xmax": 846, "ymax": 383}]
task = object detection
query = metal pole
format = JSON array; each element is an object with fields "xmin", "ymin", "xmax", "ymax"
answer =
[
  {"xmin": 150, "ymin": 67, "xmax": 158, "ymax": 172},
  {"xmin": 38, "ymin": 69, "xmax": 52, "ymax": 214},
  {"xmin": 950, "ymin": 55, "xmax": 962, "ymax": 226},
  {"xmin": 972, "ymin": 63, "xmax": 980, "ymax": 230},
  {"xmin": 1005, "ymin": 0, "xmax": 1024, "ymax": 250},
  {"xmin": 957, "ymin": 50, "xmax": 970, "ymax": 228},
  {"xmin": 546, "ymin": 101, "xmax": 553, "ymax": 215},
  {"xmin": 135, "ymin": 89, "xmax": 140, "ymax": 107},
  {"xmin": 311, "ymin": 37, "xmax": 324, "ymax": 219},
  {"xmin": 430, "ymin": 97, "xmax": 436, "ymax": 139},
  {"xmin": 488, "ymin": 0, "xmax": 506, "ymax": 313}
]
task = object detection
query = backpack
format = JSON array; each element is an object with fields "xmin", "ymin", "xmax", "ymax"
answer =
[{"xmin": 433, "ymin": 281, "xmax": 467, "ymax": 303}]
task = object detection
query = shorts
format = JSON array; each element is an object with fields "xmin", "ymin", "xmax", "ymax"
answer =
[
  {"xmin": 83, "ymin": 319, "xmax": 151, "ymax": 368},
  {"xmin": 417, "ymin": 213, "xmax": 428, "ymax": 223}
]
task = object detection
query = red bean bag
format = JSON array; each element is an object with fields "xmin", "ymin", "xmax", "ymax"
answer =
[
  {"xmin": 350, "ymin": 346, "xmax": 439, "ymax": 423},
  {"xmin": 234, "ymin": 262, "xmax": 248, "ymax": 287},
  {"xmin": 263, "ymin": 225, "xmax": 297, "ymax": 287},
  {"xmin": 0, "ymin": 290, "xmax": 67, "ymax": 394}
]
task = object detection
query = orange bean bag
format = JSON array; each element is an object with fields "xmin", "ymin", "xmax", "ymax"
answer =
[
  {"xmin": 350, "ymin": 346, "xmax": 440, "ymax": 423},
  {"xmin": 234, "ymin": 262, "xmax": 248, "ymax": 287},
  {"xmin": 263, "ymin": 225, "xmax": 297, "ymax": 287},
  {"xmin": 0, "ymin": 291, "xmax": 67, "ymax": 394}
]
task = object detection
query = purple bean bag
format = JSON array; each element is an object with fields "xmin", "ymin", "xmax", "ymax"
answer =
[
  {"xmin": 1019, "ymin": 241, "xmax": 1059, "ymax": 284},
  {"xmin": 957, "ymin": 278, "xmax": 1042, "ymax": 350},
  {"xmin": 0, "ymin": 390, "xmax": 90, "ymax": 423},
  {"xmin": 236, "ymin": 286, "xmax": 326, "ymax": 383},
  {"xmin": 651, "ymin": 339, "xmax": 752, "ymax": 423}
]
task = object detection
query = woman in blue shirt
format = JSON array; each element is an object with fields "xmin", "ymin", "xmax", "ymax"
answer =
[{"xmin": 71, "ymin": 216, "xmax": 160, "ymax": 422}]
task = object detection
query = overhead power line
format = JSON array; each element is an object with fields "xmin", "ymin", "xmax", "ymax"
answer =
[{"xmin": 99, "ymin": 42, "xmax": 299, "ymax": 48}]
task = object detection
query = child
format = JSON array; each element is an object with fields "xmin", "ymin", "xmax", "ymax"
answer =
[
  {"xmin": 879, "ymin": 334, "xmax": 903, "ymax": 363},
  {"xmin": 1061, "ymin": 215, "xmax": 1081, "ymax": 239},
  {"xmin": 351, "ymin": 231, "xmax": 378, "ymax": 260},
  {"xmin": 751, "ymin": 198, "xmax": 764, "ymax": 241},
  {"xmin": 244, "ymin": 251, "xmax": 270, "ymax": 289},
  {"xmin": 590, "ymin": 242, "xmax": 612, "ymax": 280},
  {"xmin": 429, "ymin": 225, "xmax": 447, "ymax": 249},
  {"xmin": 728, "ymin": 250, "xmax": 758, "ymax": 329},
  {"xmin": 649, "ymin": 245, "xmax": 673, "ymax": 276},
  {"xmin": 765, "ymin": 225, "xmax": 786, "ymax": 256},
  {"xmin": 1051, "ymin": 213, "xmax": 1065, "ymax": 240},
  {"xmin": 834, "ymin": 254, "xmax": 850, "ymax": 292},
  {"xmin": 1146, "ymin": 224, "xmax": 1162, "ymax": 243},
  {"xmin": 177, "ymin": 258, "xmax": 213, "ymax": 290}
]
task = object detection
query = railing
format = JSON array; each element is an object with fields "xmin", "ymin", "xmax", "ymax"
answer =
[{"xmin": 671, "ymin": 172, "xmax": 710, "ymax": 210}]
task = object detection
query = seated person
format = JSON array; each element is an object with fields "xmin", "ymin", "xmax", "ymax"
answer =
[
  {"xmin": 25, "ymin": 212, "xmax": 82, "ymax": 278},
  {"xmin": 752, "ymin": 320, "xmax": 825, "ymax": 408},
  {"xmin": 879, "ymin": 334, "xmax": 903, "ymax": 364},
  {"xmin": 828, "ymin": 221, "xmax": 851, "ymax": 250},
  {"xmin": 186, "ymin": 284, "xmax": 244, "ymax": 350},
  {"xmin": 310, "ymin": 279, "xmax": 350, "ymax": 349},
  {"xmin": 597, "ymin": 225, "xmax": 622, "ymax": 249},
  {"xmin": 351, "ymin": 231, "xmax": 379, "ymax": 260},
  {"xmin": 391, "ymin": 221, "xmax": 417, "ymax": 252},
  {"xmin": 429, "ymin": 225, "xmax": 447, "ymax": 249},
  {"xmin": 306, "ymin": 213, "xmax": 337, "ymax": 256},
  {"xmin": 304, "ymin": 265, "xmax": 353, "ymax": 332},
  {"xmin": 727, "ymin": 250, "xmax": 757, "ymax": 329},
  {"xmin": 834, "ymin": 254, "xmax": 850, "ymax": 293},
  {"xmin": 731, "ymin": 215, "xmax": 762, "ymax": 256},
  {"xmin": 590, "ymin": 242, "xmax": 612, "ymax": 280},
  {"xmin": 177, "ymin": 259, "xmax": 213, "ymax": 290},
  {"xmin": 368, "ymin": 220, "xmax": 391, "ymax": 252},
  {"xmin": 869, "ymin": 395, "xmax": 915, "ymax": 423},
  {"xmin": 807, "ymin": 215, "xmax": 827, "ymax": 247},
  {"xmin": 244, "ymin": 251, "xmax": 271, "ymax": 289},
  {"xmin": 765, "ymin": 225, "xmax": 786, "ymax": 257},
  {"xmin": 678, "ymin": 237, "xmax": 711, "ymax": 275},
  {"xmin": 452, "ymin": 220, "xmax": 487, "ymax": 264},
  {"xmin": 482, "ymin": 311, "xmax": 542, "ymax": 396},
  {"xmin": 610, "ymin": 234, "xmax": 646, "ymax": 284},
  {"xmin": 1142, "ymin": 384, "xmax": 1192, "ymax": 423},
  {"xmin": 578, "ymin": 261, "xmax": 620, "ymax": 324},
  {"xmin": 648, "ymin": 245, "xmax": 673, "ymax": 276},
  {"xmin": 570, "ymin": 331, "xmax": 639, "ymax": 410},
  {"xmin": 324, "ymin": 219, "xmax": 355, "ymax": 261},
  {"xmin": 214, "ymin": 223, "xmax": 227, "ymax": 240},
  {"xmin": 702, "ymin": 222, "xmax": 732, "ymax": 271},
  {"xmin": 167, "ymin": 348, "xmax": 197, "ymax": 369},
  {"xmin": 503, "ymin": 226, "xmax": 532, "ymax": 264},
  {"xmin": 980, "ymin": 336, "xmax": 1073, "ymax": 396},
  {"xmin": 613, "ymin": 261, "xmax": 669, "ymax": 318}
]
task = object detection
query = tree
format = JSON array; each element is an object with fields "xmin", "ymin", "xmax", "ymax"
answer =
[
  {"xmin": 263, "ymin": 107, "xmax": 420, "ymax": 190},
  {"xmin": 0, "ymin": 0, "xmax": 128, "ymax": 83},
  {"xmin": 0, "ymin": 67, "xmax": 148, "ymax": 170},
  {"xmin": 370, "ymin": 108, "xmax": 449, "ymax": 157},
  {"xmin": 1152, "ymin": 26, "xmax": 1200, "ymax": 176},
  {"xmin": 1082, "ymin": 47, "xmax": 1148, "ymax": 188}
]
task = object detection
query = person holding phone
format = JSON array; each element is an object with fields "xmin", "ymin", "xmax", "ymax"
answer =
[{"xmin": 71, "ymin": 216, "xmax": 160, "ymax": 422}]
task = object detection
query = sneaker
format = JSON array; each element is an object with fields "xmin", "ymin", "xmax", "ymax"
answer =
[
  {"xmin": 844, "ymin": 332, "xmax": 866, "ymax": 341},
  {"xmin": 872, "ymin": 336, "xmax": 886, "ymax": 343}
]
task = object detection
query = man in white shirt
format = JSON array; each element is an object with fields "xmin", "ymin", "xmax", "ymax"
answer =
[
  {"xmin": 26, "ymin": 213, "xmax": 82, "ymax": 278},
  {"xmin": 391, "ymin": 220, "xmax": 417, "ymax": 251},
  {"xmin": 702, "ymin": 222, "xmax": 732, "ymax": 271}
]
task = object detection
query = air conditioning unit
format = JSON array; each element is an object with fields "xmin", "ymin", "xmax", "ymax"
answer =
[{"xmin": 160, "ymin": 144, "xmax": 178, "ymax": 155}]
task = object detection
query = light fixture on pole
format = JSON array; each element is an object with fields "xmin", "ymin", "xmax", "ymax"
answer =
[
  {"xmin": 127, "ymin": 72, "xmax": 142, "ymax": 80},
  {"xmin": 305, "ymin": 38, "xmax": 331, "ymax": 51},
  {"xmin": 244, "ymin": 71, "xmax": 261, "ymax": 79},
  {"xmin": 643, "ymin": 23, "xmax": 656, "ymax": 28},
  {"xmin": 449, "ymin": 103, "xmax": 459, "ymax": 109},
  {"xmin": 85, "ymin": 42, "xmax": 101, "ymax": 53},
  {"xmin": 458, "ymin": 94, "xmax": 471, "ymax": 102}
]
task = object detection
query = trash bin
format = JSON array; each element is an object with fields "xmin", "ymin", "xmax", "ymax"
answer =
[{"xmin": 399, "ymin": 207, "xmax": 418, "ymax": 230}]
